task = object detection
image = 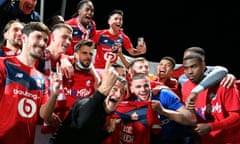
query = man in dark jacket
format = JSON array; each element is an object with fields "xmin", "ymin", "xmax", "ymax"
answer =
[
  {"xmin": 49, "ymin": 57, "xmax": 127, "ymax": 144},
  {"xmin": 0, "ymin": 0, "xmax": 41, "ymax": 41}
]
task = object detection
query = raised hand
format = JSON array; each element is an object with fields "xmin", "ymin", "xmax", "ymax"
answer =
[
  {"xmin": 136, "ymin": 37, "xmax": 147, "ymax": 54},
  {"xmin": 98, "ymin": 56, "xmax": 119, "ymax": 96},
  {"xmin": 51, "ymin": 62, "xmax": 63, "ymax": 96}
]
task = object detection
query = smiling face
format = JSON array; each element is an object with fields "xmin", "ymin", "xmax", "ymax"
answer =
[
  {"xmin": 129, "ymin": 60, "xmax": 149, "ymax": 77},
  {"xmin": 51, "ymin": 26, "xmax": 73, "ymax": 57},
  {"xmin": 157, "ymin": 59, "xmax": 174, "ymax": 80},
  {"xmin": 78, "ymin": 1, "xmax": 94, "ymax": 27},
  {"xmin": 104, "ymin": 80, "xmax": 126, "ymax": 112},
  {"xmin": 25, "ymin": 31, "xmax": 49, "ymax": 59},
  {"xmin": 108, "ymin": 13, "xmax": 123, "ymax": 32},
  {"xmin": 19, "ymin": 0, "xmax": 37, "ymax": 15},
  {"xmin": 4, "ymin": 21, "xmax": 24, "ymax": 49},
  {"xmin": 130, "ymin": 73, "xmax": 151, "ymax": 101}
]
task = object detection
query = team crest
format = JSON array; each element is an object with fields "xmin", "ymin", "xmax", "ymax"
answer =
[
  {"xmin": 36, "ymin": 78, "xmax": 42, "ymax": 88},
  {"xmin": 86, "ymin": 80, "xmax": 91, "ymax": 86},
  {"xmin": 131, "ymin": 112, "xmax": 139, "ymax": 121},
  {"xmin": 103, "ymin": 39, "xmax": 108, "ymax": 43},
  {"xmin": 15, "ymin": 72, "xmax": 23, "ymax": 78}
]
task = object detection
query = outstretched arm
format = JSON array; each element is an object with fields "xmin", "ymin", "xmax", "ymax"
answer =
[
  {"xmin": 151, "ymin": 100, "xmax": 196, "ymax": 126},
  {"xmin": 194, "ymin": 112, "xmax": 240, "ymax": 135},
  {"xmin": 117, "ymin": 48, "xmax": 130, "ymax": 68},
  {"xmin": 126, "ymin": 38, "xmax": 146, "ymax": 56}
]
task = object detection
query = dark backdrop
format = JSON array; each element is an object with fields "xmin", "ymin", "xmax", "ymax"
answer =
[{"xmin": 37, "ymin": 0, "xmax": 239, "ymax": 78}]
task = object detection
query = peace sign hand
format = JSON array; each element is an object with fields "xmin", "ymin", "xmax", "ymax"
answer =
[{"xmin": 51, "ymin": 62, "xmax": 62, "ymax": 96}]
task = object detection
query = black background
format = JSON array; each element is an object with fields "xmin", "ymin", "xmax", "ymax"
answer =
[{"xmin": 37, "ymin": 0, "xmax": 239, "ymax": 78}]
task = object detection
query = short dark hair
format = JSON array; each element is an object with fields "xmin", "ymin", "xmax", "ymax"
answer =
[
  {"xmin": 2, "ymin": 20, "xmax": 24, "ymax": 33},
  {"xmin": 45, "ymin": 15, "xmax": 64, "ymax": 30},
  {"xmin": 74, "ymin": 39, "xmax": 95, "ymax": 52},
  {"xmin": 108, "ymin": 9, "xmax": 124, "ymax": 19},
  {"xmin": 117, "ymin": 76, "xmax": 128, "ymax": 85},
  {"xmin": 111, "ymin": 62, "xmax": 125, "ymax": 69},
  {"xmin": 22, "ymin": 22, "xmax": 50, "ymax": 36},
  {"xmin": 184, "ymin": 47, "xmax": 205, "ymax": 56},
  {"xmin": 160, "ymin": 56, "xmax": 176, "ymax": 69},
  {"xmin": 77, "ymin": 0, "xmax": 93, "ymax": 11},
  {"xmin": 1, "ymin": 20, "xmax": 25, "ymax": 45},
  {"xmin": 183, "ymin": 53, "xmax": 203, "ymax": 63},
  {"xmin": 72, "ymin": 0, "xmax": 93, "ymax": 17}
]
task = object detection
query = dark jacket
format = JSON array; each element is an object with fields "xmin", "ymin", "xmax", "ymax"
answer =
[
  {"xmin": 49, "ymin": 91, "xmax": 109, "ymax": 144},
  {"xmin": 0, "ymin": 0, "xmax": 41, "ymax": 41}
]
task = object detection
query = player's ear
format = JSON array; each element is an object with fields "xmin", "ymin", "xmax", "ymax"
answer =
[{"xmin": 21, "ymin": 33, "xmax": 27, "ymax": 43}]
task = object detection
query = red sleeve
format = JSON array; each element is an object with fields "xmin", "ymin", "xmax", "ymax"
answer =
[
  {"xmin": 171, "ymin": 66, "xmax": 184, "ymax": 79},
  {"xmin": 210, "ymin": 86, "xmax": 240, "ymax": 131},
  {"xmin": 121, "ymin": 31, "xmax": 133, "ymax": 50},
  {"xmin": 92, "ymin": 30, "xmax": 101, "ymax": 44},
  {"xmin": 0, "ymin": 58, "xmax": 6, "ymax": 97},
  {"xmin": 210, "ymin": 112, "xmax": 240, "ymax": 131}
]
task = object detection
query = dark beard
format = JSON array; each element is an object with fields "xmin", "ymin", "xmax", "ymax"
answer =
[
  {"xmin": 30, "ymin": 52, "xmax": 42, "ymax": 59},
  {"xmin": 13, "ymin": 42, "xmax": 22, "ymax": 48}
]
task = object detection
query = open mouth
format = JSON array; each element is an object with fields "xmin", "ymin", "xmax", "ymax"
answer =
[
  {"xmin": 24, "ymin": 5, "xmax": 33, "ymax": 11},
  {"xmin": 159, "ymin": 70, "xmax": 165, "ymax": 74},
  {"xmin": 109, "ymin": 97, "xmax": 117, "ymax": 103},
  {"xmin": 26, "ymin": 6, "xmax": 32, "ymax": 10},
  {"xmin": 85, "ymin": 16, "xmax": 92, "ymax": 20}
]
